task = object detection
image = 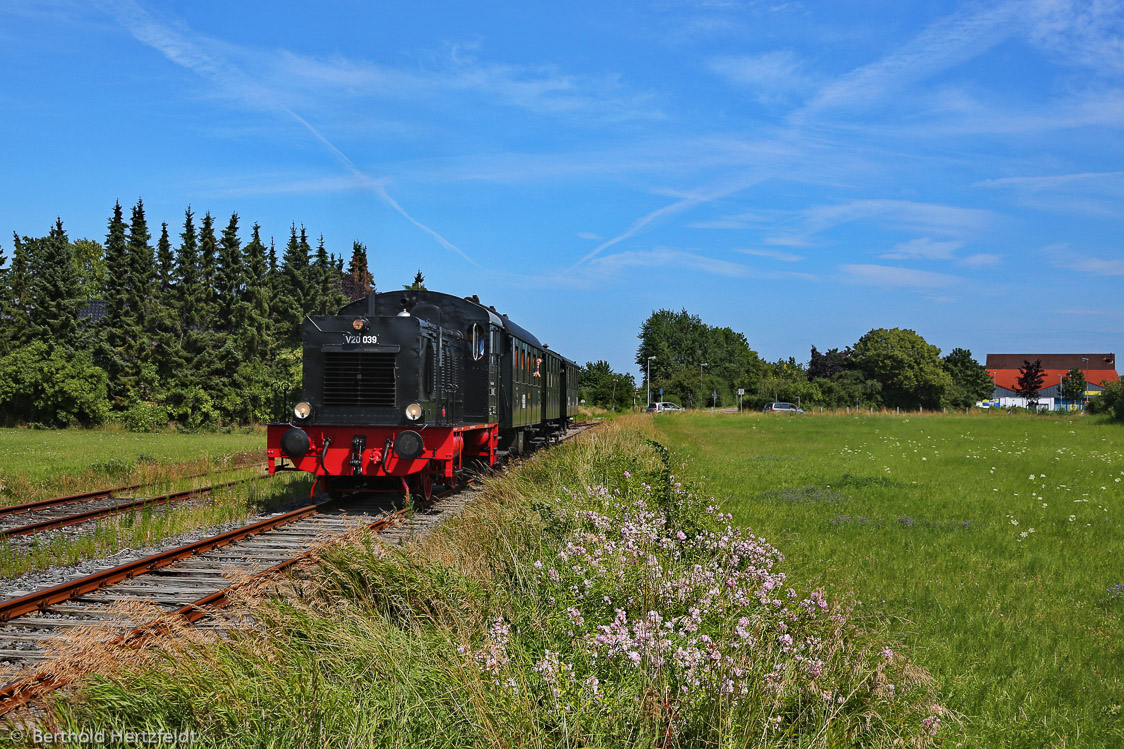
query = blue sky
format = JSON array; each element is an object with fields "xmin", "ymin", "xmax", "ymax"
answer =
[{"xmin": 3, "ymin": 1, "xmax": 1123, "ymax": 378}]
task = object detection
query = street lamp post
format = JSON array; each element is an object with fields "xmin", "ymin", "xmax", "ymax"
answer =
[
  {"xmin": 1081, "ymin": 357, "xmax": 1089, "ymax": 406},
  {"xmin": 647, "ymin": 356, "xmax": 656, "ymax": 407},
  {"xmin": 699, "ymin": 362, "xmax": 707, "ymax": 409}
]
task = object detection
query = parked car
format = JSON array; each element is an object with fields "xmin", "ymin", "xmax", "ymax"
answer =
[
  {"xmin": 646, "ymin": 402, "xmax": 684, "ymax": 413},
  {"xmin": 763, "ymin": 401, "xmax": 804, "ymax": 414}
]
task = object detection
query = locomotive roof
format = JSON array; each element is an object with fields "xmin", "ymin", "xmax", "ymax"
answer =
[{"xmin": 339, "ymin": 290, "xmax": 545, "ymax": 349}]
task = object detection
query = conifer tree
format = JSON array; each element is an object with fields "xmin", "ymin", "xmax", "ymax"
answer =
[
  {"xmin": 156, "ymin": 222, "xmax": 175, "ymax": 295},
  {"xmin": 343, "ymin": 241, "xmax": 373, "ymax": 301},
  {"xmin": 99, "ymin": 202, "xmax": 135, "ymax": 403},
  {"xmin": 152, "ymin": 222, "xmax": 185, "ymax": 384},
  {"xmin": 277, "ymin": 224, "xmax": 310, "ymax": 346},
  {"xmin": 125, "ymin": 199, "xmax": 158, "ymax": 397},
  {"xmin": 240, "ymin": 223, "xmax": 271, "ymax": 359},
  {"xmin": 312, "ymin": 234, "xmax": 332, "ymax": 315},
  {"xmin": 127, "ymin": 199, "xmax": 155, "ymax": 331},
  {"xmin": 29, "ymin": 218, "xmax": 82, "ymax": 344},
  {"xmin": 329, "ymin": 254, "xmax": 348, "ymax": 312},
  {"xmin": 175, "ymin": 208, "xmax": 201, "ymax": 327},
  {"xmin": 2, "ymin": 233, "xmax": 35, "ymax": 351},
  {"xmin": 198, "ymin": 211, "xmax": 219, "ymax": 322},
  {"xmin": 216, "ymin": 213, "xmax": 245, "ymax": 331}
]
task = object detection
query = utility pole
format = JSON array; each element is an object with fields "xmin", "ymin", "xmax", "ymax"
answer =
[
  {"xmin": 647, "ymin": 356, "xmax": 656, "ymax": 407},
  {"xmin": 699, "ymin": 362, "xmax": 707, "ymax": 409}
]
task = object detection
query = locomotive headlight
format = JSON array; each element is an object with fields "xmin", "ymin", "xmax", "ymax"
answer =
[
  {"xmin": 293, "ymin": 401, "xmax": 312, "ymax": 420},
  {"xmin": 352, "ymin": 317, "xmax": 368, "ymax": 331},
  {"xmin": 405, "ymin": 402, "xmax": 423, "ymax": 421}
]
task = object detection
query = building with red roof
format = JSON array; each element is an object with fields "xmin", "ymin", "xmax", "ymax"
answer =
[{"xmin": 984, "ymin": 353, "xmax": 1119, "ymax": 408}]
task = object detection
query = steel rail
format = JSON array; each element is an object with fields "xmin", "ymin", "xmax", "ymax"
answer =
[
  {"xmin": 0, "ymin": 464, "xmax": 266, "ymax": 520},
  {"xmin": 0, "ymin": 477, "xmax": 266, "ymax": 539},
  {"xmin": 0, "ymin": 505, "xmax": 409, "ymax": 715},
  {"xmin": 0, "ymin": 501, "xmax": 326, "ymax": 623}
]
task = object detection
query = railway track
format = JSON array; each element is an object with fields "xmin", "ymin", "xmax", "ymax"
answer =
[
  {"xmin": 0, "ymin": 475, "xmax": 267, "ymax": 541},
  {"xmin": 0, "ymin": 467, "xmax": 267, "ymax": 540},
  {"xmin": 0, "ymin": 421, "xmax": 595, "ymax": 715},
  {"xmin": 0, "ymin": 494, "xmax": 407, "ymax": 714}
]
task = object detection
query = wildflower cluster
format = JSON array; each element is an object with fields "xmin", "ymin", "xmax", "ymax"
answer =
[{"xmin": 454, "ymin": 466, "xmax": 937, "ymax": 742}]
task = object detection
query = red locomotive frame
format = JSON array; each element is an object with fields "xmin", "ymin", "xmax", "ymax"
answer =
[{"xmin": 267, "ymin": 422, "xmax": 499, "ymax": 497}]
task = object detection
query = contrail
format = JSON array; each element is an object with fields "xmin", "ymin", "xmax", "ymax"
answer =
[
  {"xmin": 570, "ymin": 173, "xmax": 769, "ymax": 271},
  {"xmin": 101, "ymin": 0, "xmax": 479, "ymax": 268}
]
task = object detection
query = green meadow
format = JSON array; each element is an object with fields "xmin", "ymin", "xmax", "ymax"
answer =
[
  {"xmin": 0, "ymin": 428, "xmax": 264, "ymax": 503},
  {"xmin": 655, "ymin": 411, "xmax": 1124, "ymax": 747}
]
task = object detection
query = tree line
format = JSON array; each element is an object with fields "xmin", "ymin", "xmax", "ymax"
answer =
[
  {"xmin": 0, "ymin": 200, "xmax": 376, "ymax": 428},
  {"xmin": 578, "ymin": 309, "xmax": 1001, "ymax": 412}
]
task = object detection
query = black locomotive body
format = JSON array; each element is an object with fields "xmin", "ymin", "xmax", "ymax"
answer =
[{"xmin": 267, "ymin": 290, "xmax": 579, "ymax": 497}]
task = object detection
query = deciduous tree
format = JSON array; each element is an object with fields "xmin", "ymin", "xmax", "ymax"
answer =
[
  {"xmin": 851, "ymin": 328, "xmax": 952, "ymax": 410},
  {"xmin": 1016, "ymin": 359, "xmax": 1046, "ymax": 409}
]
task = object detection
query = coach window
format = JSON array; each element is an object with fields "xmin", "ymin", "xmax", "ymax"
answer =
[{"xmin": 470, "ymin": 323, "xmax": 484, "ymax": 361}]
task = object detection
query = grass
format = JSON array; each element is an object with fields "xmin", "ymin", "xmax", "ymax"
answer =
[
  {"xmin": 33, "ymin": 418, "xmax": 942, "ymax": 748},
  {"xmin": 0, "ymin": 427, "xmax": 264, "ymax": 505},
  {"xmin": 654, "ymin": 410, "xmax": 1124, "ymax": 747}
]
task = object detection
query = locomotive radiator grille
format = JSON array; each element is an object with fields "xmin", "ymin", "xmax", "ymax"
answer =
[{"xmin": 323, "ymin": 352, "xmax": 396, "ymax": 408}]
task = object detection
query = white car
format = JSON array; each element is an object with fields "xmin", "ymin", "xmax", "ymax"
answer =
[
  {"xmin": 763, "ymin": 401, "xmax": 804, "ymax": 414},
  {"xmin": 646, "ymin": 402, "xmax": 684, "ymax": 412}
]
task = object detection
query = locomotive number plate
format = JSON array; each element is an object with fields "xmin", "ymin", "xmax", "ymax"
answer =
[{"xmin": 343, "ymin": 334, "xmax": 379, "ymax": 345}]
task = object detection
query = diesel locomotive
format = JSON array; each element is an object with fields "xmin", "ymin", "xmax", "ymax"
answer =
[{"xmin": 266, "ymin": 289, "xmax": 579, "ymax": 499}]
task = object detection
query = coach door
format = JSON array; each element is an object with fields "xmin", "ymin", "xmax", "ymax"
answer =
[{"xmin": 489, "ymin": 326, "xmax": 502, "ymax": 424}]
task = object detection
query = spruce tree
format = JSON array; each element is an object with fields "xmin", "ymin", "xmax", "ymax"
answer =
[
  {"xmin": 175, "ymin": 207, "xmax": 203, "ymax": 329},
  {"xmin": 156, "ymin": 222, "xmax": 175, "ymax": 295},
  {"xmin": 278, "ymin": 224, "xmax": 310, "ymax": 346},
  {"xmin": 198, "ymin": 211, "xmax": 219, "ymax": 323},
  {"xmin": 240, "ymin": 223, "xmax": 272, "ymax": 360},
  {"xmin": 2, "ymin": 233, "xmax": 35, "ymax": 351},
  {"xmin": 125, "ymin": 199, "xmax": 158, "ymax": 398},
  {"xmin": 343, "ymin": 241, "xmax": 373, "ymax": 300},
  {"xmin": 312, "ymin": 234, "xmax": 332, "ymax": 315},
  {"xmin": 216, "ymin": 213, "xmax": 245, "ymax": 331},
  {"xmin": 100, "ymin": 201, "xmax": 136, "ymax": 403},
  {"xmin": 127, "ymin": 199, "xmax": 155, "ymax": 332},
  {"xmin": 152, "ymin": 222, "xmax": 185, "ymax": 384},
  {"xmin": 29, "ymin": 218, "xmax": 82, "ymax": 344}
]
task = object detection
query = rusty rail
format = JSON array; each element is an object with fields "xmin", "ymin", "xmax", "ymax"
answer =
[{"xmin": 0, "ymin": 477, "xmax": 265, "ymax": 539}]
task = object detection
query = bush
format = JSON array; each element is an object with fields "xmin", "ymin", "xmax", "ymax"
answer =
[
  {"xmin": 1089, "ymin": 381, "xmax": 1124, "ymax": 421},
  {"xmin": 122, "ymin": 400, "xmax": 168, "ymax": 432},
  {"xmin": 0, "ymin": 342, "xmax": 110, "ymax": 426}
]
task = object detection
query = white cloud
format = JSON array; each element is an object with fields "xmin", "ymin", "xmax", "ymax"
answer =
[
  {"xmin": 879, "ymin": 237, "xmax": 963, "ymax": 261},
  {"xmin": 840, "ymin": 264, "xmax": 961, "ymax": 288},
  {"xmin": 708, "ymin": 51, "xmax": 814, "ymax": 103},
  {"xmin": 589, "ymin": 247, "xmax": 817, "ymax": 282},
  {"xmin": 1071, "ymin": 257, "xmax": 1124, "ymax": 276},
  {"xmin": 736, "ymin": 248, "xmax": 804, "ymax": 262},
  {"xmin": 797, "ymin": 2, "xmax": 1020, "ymax": 119},
  {"xmin": 1025, "ymin": 0, "xmax": 1124, "ymax": 73},
  {"xmin": 576, "ymin": 231, "xmax": 602, "ymax": 240},
  {"xmin": 959, "ymin": 253, "xmax": 1001, "ymax": 267},
  {"xmin": 1043, "ymin": 243, "xmax": 1124, "ymax": 276},
  {"xmin": 768, "ymin": 199, "xmax": 991, "ymax": 246},
  {"xmin": 976, "ymin": 171, "xmax": 1124, "ymax": 190}
]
